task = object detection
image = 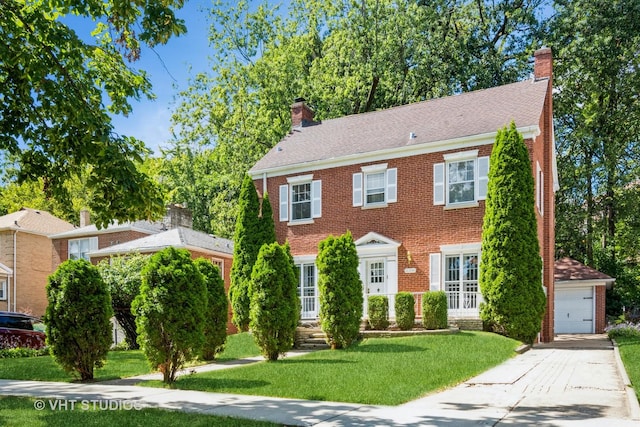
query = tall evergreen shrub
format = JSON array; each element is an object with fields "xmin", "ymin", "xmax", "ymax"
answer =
[
  {"xmin": 44, "ymin": 259, "xmax": 113, "ymax": 381},
  {"xmin": 316, "ymin": 232, "xmax": 363, "ymax": 349},
  {"xmin": 249, "ymin": 242, "xmax": 300, "ymax": 360},
  {"xmin": 229, "ymin": 175, "xmax": 276, "ymax": 331},
  {"xmin": 132, "ymin": 248, "xmax": 207, "ymax": 383},
  {"xmin": 194, "ymin": 258, "xmax": 228, "ymax": 360},
  {"xmin": 480, "ymin": 122, "xmax": 546, "ymax": 344}
]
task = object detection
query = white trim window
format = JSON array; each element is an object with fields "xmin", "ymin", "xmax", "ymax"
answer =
[
  {"xmin": 434, "ymin": 151, "xmax": 489, "ymax": 208},
  {"xmin": 0, "ymin": 279, "xmax": 6, "ymax": 300},
  {"xmin": 353, "ymin": 164, "xmax": 397, "ymax": 208},
  {"xmin": 279, "ymin": 175, "xmax": 321, "ymax": 223},
  {"xmin": 68, "ymin": 237, "xmax": 98, "ymax": 260},
  {"xmin": 430, "ymin": 243, "xmax": 483, "ymax": 316}
]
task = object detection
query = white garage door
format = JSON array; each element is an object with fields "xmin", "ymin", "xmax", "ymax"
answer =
[{"xmin": 555, "ymin": 287, "xmax": 594, "ymax": 334}]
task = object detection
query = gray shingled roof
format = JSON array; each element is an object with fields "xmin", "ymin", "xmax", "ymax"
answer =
[
  {"xmin": 250, "ymin": 78, "xmax": 549, "ymax": 174},
  {"xmin": 555, "ymin": 258, "xmax": 614, "ymax": 282},
  {"xmin": 89, "ymin": 227, "xmax": 233, "ymax": 257},
  {"xmin": 0, "ymin": 208, "xmax": 74, "ymax": 235},
  {"xmin": 49, "ymin": 219, "xmax": 164, "ymax": 239}
]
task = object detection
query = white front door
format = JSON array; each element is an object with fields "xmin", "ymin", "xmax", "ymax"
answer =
[
  {"xmin": 555, "ymin": 287, "xmax": 594, "ymax": 333},
  {"xmin": 366, "ymin": 259, "xmax": 387, "ymax": 296}
]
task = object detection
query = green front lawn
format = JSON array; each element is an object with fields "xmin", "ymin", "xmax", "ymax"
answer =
[
  {"xmin": 0, "ymin": 396, "xmax": 277, "ymax": 427},
  {"xmin": 0, "ymin": 333, "xmax": 261, "ymax": 382},
  {"xmin": 615, "ymin": 336, "xmax": 640, "ymax": 400},
  {"xmin": 147, "ymin": 331, "xmax": 519, "ymax": 405}
]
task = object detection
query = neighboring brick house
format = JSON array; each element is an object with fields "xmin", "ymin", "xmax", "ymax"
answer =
[
  {"xmin": 249, "ymin": 48, "xmax": 558, "ymax": 342},
  {"xmin": 89, "ymin": 226, "xmax": 235, "ymax": 333},
  {"xmin": 0, "ymin": 208, "xmax": 74, "ymax": 317},
  {"xmin": 554, "ymin": 258, "xmax": 614, "ymax": 334}
]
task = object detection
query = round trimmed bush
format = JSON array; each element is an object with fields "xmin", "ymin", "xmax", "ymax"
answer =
[
  {"xmin": 422, "ymin": 291, "xmax": 448, "ymax": 330},
  {"xmin": 368, "ymin": 295, "xmax": 389, "ymax": 330}
]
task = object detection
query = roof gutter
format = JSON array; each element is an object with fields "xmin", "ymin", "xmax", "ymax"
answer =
[{"xmin": 249, "ymin": 125, "xmax": 541, "ymax": 179}]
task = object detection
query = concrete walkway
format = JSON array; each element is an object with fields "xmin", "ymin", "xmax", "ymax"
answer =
[{"xmin": 0, "ymin": 334, "xmax": 638, "ymax": 426}]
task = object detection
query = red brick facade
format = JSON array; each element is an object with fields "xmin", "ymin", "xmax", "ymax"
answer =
[{"xmin": 252, "ymin": 49, "xmax": 557, "ymax": 342}]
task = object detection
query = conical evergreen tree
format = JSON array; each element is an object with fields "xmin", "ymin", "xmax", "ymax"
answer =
[
  {"xmin": 480, "ymin": 122, "xmax": 546, "ymax": 344},
  {"xmin": 229, "ymin": 174, "xmax": 275, "ymax": 331}
]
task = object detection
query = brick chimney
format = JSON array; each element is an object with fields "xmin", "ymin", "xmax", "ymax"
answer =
[
  {"xmin": 291, "ymin": 98, "xmax": 315, "ymax": 129},
  {"xmin": 79, "ymin": 209, "xmax": 91, "ymax": 227},
  {"xmin": 534, "ymin": 47, "xmax": 552, "ymax": 81}
]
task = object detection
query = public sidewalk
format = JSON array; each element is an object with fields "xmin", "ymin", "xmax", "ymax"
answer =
[{"xmin": 0, "ymin": 335, "xmax": 638, "ymax": 426}]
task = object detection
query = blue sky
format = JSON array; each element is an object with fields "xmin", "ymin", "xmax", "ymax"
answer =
[{"xmin": 107, "ymin": 0, "xmax": 212, "ymax": 155}]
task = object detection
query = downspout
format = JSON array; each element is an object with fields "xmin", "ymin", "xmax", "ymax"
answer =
[
  {"xmin": 262, "ymin": 172, "xmax": 267, "ymax": 195},
  {"xmin": 13, "ymin": 229, "xmax": 17, "ymax": 312}
]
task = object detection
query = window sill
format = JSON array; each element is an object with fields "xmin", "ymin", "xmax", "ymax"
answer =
[
  {"xmin": 361, "ymin": 203, "xmax": 388, "ymax": 210},
  {"xmin": 444, "ymin": 201, "xmax": 479, "ymax": 210},
  {"xmin": 288, "ymin": 219, "xmax": 315, "ymax": 226}
]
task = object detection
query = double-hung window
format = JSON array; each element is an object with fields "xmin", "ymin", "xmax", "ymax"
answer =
[
  {"xmin": 353, "ymin": 164, "xmax": 397, "ymax": 207},
  {"xmin": 0, "ymin": 280, "xmax": 6, "ymax": 300},
  {"xmin": 279, "ymin": 175, "xmax": 321, "ymax": 223},
  {"xmin": 434, "ymin": 151, "xmax": 489, "ymax": 208},
  {"xmin": 68, "ymin": 237, "xmax": 98, "ymax": 260}
]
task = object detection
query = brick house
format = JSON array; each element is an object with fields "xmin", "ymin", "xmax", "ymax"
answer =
[
  {"xmin": 0, "ymin": 208, "xmax": 74, "ymax": 317},
  {"xmin": 249, "ymin": 48, "xmax": 558, "ymax": 342}
]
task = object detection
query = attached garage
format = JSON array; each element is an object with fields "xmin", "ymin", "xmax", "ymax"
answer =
[{"xmin": 554, "ymin": 258, "xmax": 615, "ymax": 334}]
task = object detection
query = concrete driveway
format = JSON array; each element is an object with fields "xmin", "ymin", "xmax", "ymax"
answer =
[{"xmin": 0, "ymin": 334, "xmax": 638, "ymax": 426}]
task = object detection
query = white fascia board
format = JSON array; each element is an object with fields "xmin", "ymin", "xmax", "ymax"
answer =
[
  {"xmin": 249, "ymin": 125, "xmax": 540, "ymax": 179},
  {"xmin": 555, "ymin": 279, "xmax": 616, "ymax": 289}
]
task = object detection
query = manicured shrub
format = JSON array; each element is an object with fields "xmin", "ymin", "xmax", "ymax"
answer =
[
  {"xmin": 480, "ymin": 122, "xmax": 546, "ymax": 344},
  {"xmin": 395, "ymin": 292, "xmax": 416, "ymax": 330},
  {"xmin": 230, "ymin": 175, "xmax": 276, "ymax": 331},
  {"xmin": 422, "ymin": 291, "xmax": 448, "ymax": 330},
  {"xmin": 44, "ymin": 259, "xmax": 113, "ymax": 381},
  {"xmin": 194, "ymin": 258, "xmax": 228, "ymax": 361},
  {"xmin": 317, "ymin": 232, "xmax": 363, "ymax": 349},
  {"xmin": 97, "ymin": 253, "xmax": 149, "ymax": 349},
  {"xmin": 368, "ymin": 295, "xmax": 390, "ymax": 330},
  {"xmin": 249, "ymin": 242, "xmax": 300, "ymax": 360},
  {"xmin": 132, "ymin": 247, "xmax": 207, "ymax": 384}
]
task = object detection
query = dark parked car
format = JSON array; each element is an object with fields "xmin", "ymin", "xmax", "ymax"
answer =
[{"xmin": 0, "ymin": 311, "xmax": 46, "ymax": 349}]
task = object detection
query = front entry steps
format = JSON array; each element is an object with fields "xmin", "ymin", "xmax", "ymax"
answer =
[{"xmin": 295, "ymin": 323, "xmax": 330, "ymax": 350}]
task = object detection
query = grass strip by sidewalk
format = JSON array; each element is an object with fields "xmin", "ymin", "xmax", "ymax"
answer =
[
  {"xmin": 0, "ymin": 396, "xmax": 277, "ymax": 427},
  {"xmin": 0, "ymin": 333, "xmax": 260, "ymax": 382},
  {"xmin": 146, "ymin": 331, "xmax": 519, "ymax": 405},
  {"xmin": 615, "ymin": 336, "xmax": 640, "ymax": 400}
]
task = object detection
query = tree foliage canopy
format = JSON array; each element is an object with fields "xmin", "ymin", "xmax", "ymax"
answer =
[{"xmin": 0, "ymin": 0, "xmax": 187, "ymax": 227}]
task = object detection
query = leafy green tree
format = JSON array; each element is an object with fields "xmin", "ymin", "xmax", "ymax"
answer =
[
  {"xmin": 316, "ymin": 231, "xmax": 363, "ymax": 349},
  {"xmin": 44, "ymin": 259, "xmax": 113, "ymax": 381},
  {"xmin": 229, "ymin": 174, "xmax": 275, "ymax": 331},
  {"xmin": 194, "ymin": 258, "xmax": 228, "ymax": 360},
  {"xmin": 249, "ymin": 242, "xmax": 299, "ymax": 360},
  {"xmin": 546, "ymin": 0, "xmax": 640, "ymax": 317},
  {"xmin": 97, "ymin": 253, "xmax": 149, "ymax": 349},
  {"xmin": 0, "ymin": 0, "xmax": 188, "ymax": 226},
  {"xmin": 480, "ymin": 122, "xmax": 546, "ymax": 344},
  {"xmin": 132, "ymin": 247, "xmax": 207, "ymax": 384}
]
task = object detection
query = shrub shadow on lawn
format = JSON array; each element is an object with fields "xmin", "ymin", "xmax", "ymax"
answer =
[
  {"xmin": 277, "ymin": 358, "xmax": 356, "ymax": 365},
  {"xmin": 350, "ymin": 343, "xmax": 424, "ymax": 353},
  {"xmin": 176, "ymin": 377, "xmax": 270, "ymax": 390}
]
